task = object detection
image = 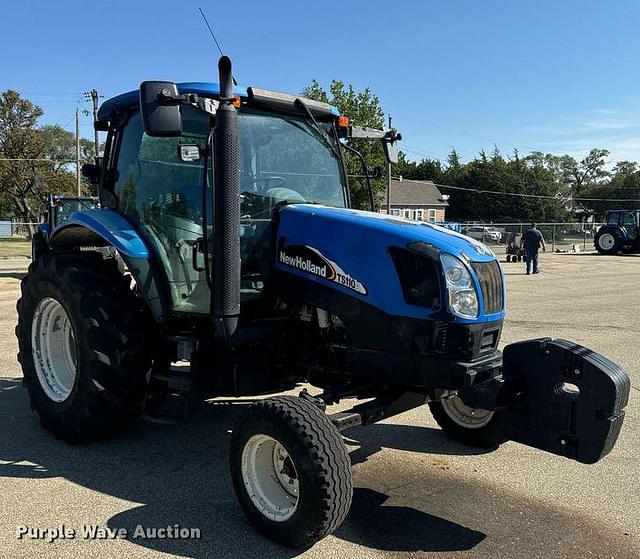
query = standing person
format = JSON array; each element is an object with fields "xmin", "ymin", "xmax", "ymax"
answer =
[{"xmin": 520, "ymin": 222, "xmax": 546, "ymax": 274}]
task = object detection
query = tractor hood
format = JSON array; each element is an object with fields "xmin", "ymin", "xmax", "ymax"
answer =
[{"xmin": 274, "ymin": 204, "xmax": 504, "ymax": 323}]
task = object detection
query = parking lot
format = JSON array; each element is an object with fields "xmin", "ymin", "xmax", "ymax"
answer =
[{"xmin": 0, "ymin": 251, "xmax": 638, "ymax": 559}]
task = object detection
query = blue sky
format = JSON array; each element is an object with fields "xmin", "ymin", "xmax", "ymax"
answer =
[{"xmin": 2, "ymin": 0, "xmax": 639, "ymax": 164}]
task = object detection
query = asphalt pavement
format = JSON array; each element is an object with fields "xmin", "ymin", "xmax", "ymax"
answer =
[{"xmin": 0, "ymin": 252, "xmax": 638, "ymax": 558}]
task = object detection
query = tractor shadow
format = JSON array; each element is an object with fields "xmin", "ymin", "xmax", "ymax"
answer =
[
  {"xmin": 0, "ymin": 271, "xmax": 26, "ymax": 280},
  {"xmin": 0, "ymin": 377, "xmax": 634, "ymax": 558},
  {"xmin": 343, "ymin": 422, "xmax": 491, "ymax": 466}
]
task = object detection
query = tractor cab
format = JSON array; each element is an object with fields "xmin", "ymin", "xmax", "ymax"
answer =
[
  {"xmin": 606, "ymin": 209, "xmax": 639, "ymax": 232},
  {"xmin": 40, "ymin": 195, "xmax": 98, "ymax": 237},
  {"xmin": 100, "ymin": 100, "xmax": 351, "ymax": 313}
]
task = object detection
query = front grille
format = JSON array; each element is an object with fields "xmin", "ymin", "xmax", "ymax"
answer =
[{"xmin": 472, "ymin": 261, "xmax": 504, "ymax": 315}]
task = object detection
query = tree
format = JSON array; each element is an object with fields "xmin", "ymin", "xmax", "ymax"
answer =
[
  {"xmin": 395, "ymin": 153, "xmax": 443, "ymax": 183},
  {"xmin": 39, "ymin": 124, "xmax": 96, "ymax": 172},
  {"xmin": 0, "ymin": 90, "xmax": 79, "ymax": 225},
  {"xmin": 0, "ymin": 90, "xmax": 48, "ymax": 223},
  {"xmin": 303, "ymin": 80, "xmax": 386, "ymax": 210},
  {"xmin": 580, "ymin": 160, "xmax": 640, "ymax": 215},
  {"xmin": 438, "ymin": 148, "xmax": 570, "ymax": 222},
  {"xmin": 527, "ymin": 149, "xmax": 610, "ymax": 199}
]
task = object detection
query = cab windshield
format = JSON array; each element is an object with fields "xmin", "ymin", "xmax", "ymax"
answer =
[
  {"xmin": 238, "ymin": 110, "xmax": 347, "ymax": 216},
  {"xmin": 54, "ymin": 199, "xmax": 97, "ymax": 226}
]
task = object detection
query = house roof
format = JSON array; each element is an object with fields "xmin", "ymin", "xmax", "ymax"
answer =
[{"xmin": 380, "ymin": 179, "xmax": 448, "ymax": 207}]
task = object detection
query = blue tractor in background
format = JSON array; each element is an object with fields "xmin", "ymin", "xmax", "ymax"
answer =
[
  {"xmin": 32, "ymin": 194, "xmax": 98, "ymax": 260},
  {"xmin": 595, "ymin": 209, "xmax": 640, "ymax": 254},
  {"xmin": 16, "ymin": 57, "xmax": 630, "ymax": 548}
]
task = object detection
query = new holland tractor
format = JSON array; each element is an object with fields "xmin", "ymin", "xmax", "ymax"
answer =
[
  {"xmin": 16, "ymin": 57, "xmax": 630, "ymax": 548},
  {"xmin": 594, "ymin": 208, "xmax": 640, "ymax": 254},
  {"xmin": 32, "ymin": 194, "xmax": 99, "ymax": 260}
]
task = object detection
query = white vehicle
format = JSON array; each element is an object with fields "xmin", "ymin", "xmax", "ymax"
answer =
[{"xmin": 464, "ymin": 226, "xmax": 502, "ymax": 242}]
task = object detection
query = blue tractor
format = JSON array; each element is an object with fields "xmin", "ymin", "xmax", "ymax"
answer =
[
  {"xmin": 16, "ymin": 58, "xmax": 630, "ymax": 547},
  {"xmin": 594, "ymin": 209, "xmax": 640, "ymax": 254},
  {"xmin": 32, "ymin": 194, "xmax": 99, "ymax": 260}
]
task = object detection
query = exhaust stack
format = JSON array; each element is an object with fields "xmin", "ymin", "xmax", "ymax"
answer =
[{"xmin": 212, "ymin": 56, "xmax": 241, "ymax": 339}]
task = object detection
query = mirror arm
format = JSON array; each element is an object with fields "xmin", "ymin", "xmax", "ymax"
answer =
[{"xmin": 341, "ymin": 143, "xmax": 375, "ymax": 212}]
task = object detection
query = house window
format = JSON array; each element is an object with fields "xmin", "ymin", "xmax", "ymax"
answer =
[
  {"xmin": 403, "ymin": 209, "xmax": 411, "ymax": 219},
  {"xmin": 428, "ymin": 209, "xmax": 437, "ymax": 222},
  {"xmin": 390, "ymin": 209, "xmax": 400, "ymax": 216},
  {"xmin": 414, "ymin": 209, "xmax": 424, "ymax": 221}
]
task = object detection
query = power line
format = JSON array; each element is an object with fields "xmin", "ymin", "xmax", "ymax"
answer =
[
  {"xmin": 434, "ymin": 182, "xmax": 640, "ymax": 203},
  {"xmin": 402, "ymin": 145, "xmax": 452, "ymax": 161},
  {"xmin": 393, "ymin": 112, "xmax": 544, "ymax": 154}
]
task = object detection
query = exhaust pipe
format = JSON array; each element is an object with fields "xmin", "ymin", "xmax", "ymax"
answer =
[{"xmin": 212, "ymin": 56, "xmax": 241, "ymax": 339}]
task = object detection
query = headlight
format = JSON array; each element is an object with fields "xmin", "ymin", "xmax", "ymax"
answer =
[{"xmin": 441, "ymin": 254, "xmax": 479, "ymax": 318}]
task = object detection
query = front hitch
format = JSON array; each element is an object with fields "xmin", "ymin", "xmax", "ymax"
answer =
[{"xmin": 460, "ymin": 338, "xmax": 630, "ymax": 464}]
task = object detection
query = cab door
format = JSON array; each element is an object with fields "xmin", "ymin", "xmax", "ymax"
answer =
[
  {"xmin": 620, "ymin": 211, "xmax": 638, "ymax": 241},
  {"xmin": 112, "ymin": 106, "xmax": 212, "ymax": 314}
]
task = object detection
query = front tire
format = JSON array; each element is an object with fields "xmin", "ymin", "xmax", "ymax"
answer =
[
  {"xmin": 429, "ymin": 393, "xmax": 506, "ymax": 448},
  {"xmin": 16, "ymin": 252, "xmax": 154, "ymax": 442},
  {"xmin": 230, "ymin": 396, "xmax": 353, "ymax": 548}
]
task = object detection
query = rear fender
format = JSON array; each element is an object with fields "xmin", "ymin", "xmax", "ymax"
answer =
[
  {"xmin": 49, "ymin": 209, "xmax": 170, "ymax": 322},
  {"xmin": 598, "ymin": 224, "xmax": 629, "ymax": 241}
]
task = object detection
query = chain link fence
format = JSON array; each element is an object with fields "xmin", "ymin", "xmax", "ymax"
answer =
[
  {"xmin": 0, "ymin": 221, "xmax": 39, "ymax": 258},
  {"xmin": 458, "ymin": 222, "xmax": 604, "ymax": 253},
  {"xmin": 0, "ymin": 222, "xmax": 39, "ymax": 238}
]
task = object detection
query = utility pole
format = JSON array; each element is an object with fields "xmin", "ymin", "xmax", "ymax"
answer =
[
  {"xmin": 75, "ymin": 108, "xmax": 81, "ymax": 196},
  {"xmin": 386, "ymin": 114, "xmax": 392, "ymax": 215},
  {"xmin": 84, "ymin": 89, "xmax": 100, "ymax": 158}
]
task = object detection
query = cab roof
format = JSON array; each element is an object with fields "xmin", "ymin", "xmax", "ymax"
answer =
[
  {"xmin": 97, "ymin": 82, "xmax": 246, "ymax": 121},
  {"xmin": 97, "ymin": 82, "xmax": 339, "ymax": 121}
]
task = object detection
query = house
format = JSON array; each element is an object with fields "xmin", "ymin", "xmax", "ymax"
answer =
[{"xmin": 379, "ymin": 178, "xmax": 448, "ymax": 222}]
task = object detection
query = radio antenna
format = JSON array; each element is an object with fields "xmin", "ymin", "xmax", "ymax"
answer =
[{"xmin": 198, "ymin": 8, "xmax": 238, "ymax": 86}]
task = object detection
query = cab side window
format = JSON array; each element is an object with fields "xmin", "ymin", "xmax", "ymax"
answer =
[
  {"xmin": 621, "ymin": 212, "xmax": 635, "ymax": 227},
  {"xmin": 607, "ymin": 212, "xmax": 620, "ymax": 225},
  {"xmin": 112, "ymin": 106, "xmax": 212, "ymax": 314}
]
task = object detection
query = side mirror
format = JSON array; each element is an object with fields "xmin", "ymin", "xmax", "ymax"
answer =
[
  {"xmin": 139, "ymin": 81, "xmax": 183, "ymax": 137},
  {"xmin": 382, "ymin": 131, "xmax": 402, "ymax": 165},
  {"xmin": 81, "ymin": 163, "xmax": 101, "ymax": 186},
  {"xmin": 383, "ymin": 141, "xmax": 399, "ymax": 164}
]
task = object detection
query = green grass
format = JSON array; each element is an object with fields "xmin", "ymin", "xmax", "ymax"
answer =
[{"xmin": 0, "ymin": 237, "xmax": 32, "ymax": 258}]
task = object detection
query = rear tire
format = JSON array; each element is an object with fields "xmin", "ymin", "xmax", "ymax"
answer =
[
  {"xmin": 595, "ymin": 230, "xmax": 623, "ymax": 254},
  {"xmin": 16, "ymin": 252, "xmax": 154, "ymax": 442},
  {"xmin": 230, "ymin": 396, "xmax": 353, "ymax": 548},
  {"xmin": 429, "ymin": 393, "xmax": 506, "ymax": 449}
]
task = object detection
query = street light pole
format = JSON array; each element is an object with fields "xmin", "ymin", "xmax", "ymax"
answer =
[{"xmin": 84, "ymin": 89, "xmax": 100, "ymax": 158}]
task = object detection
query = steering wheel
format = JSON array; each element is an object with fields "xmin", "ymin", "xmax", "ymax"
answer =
[{"xmin": 256, "ymin": 176, "xmax": 287, "ymax": 191}]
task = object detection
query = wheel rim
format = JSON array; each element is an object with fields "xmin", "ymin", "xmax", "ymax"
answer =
[
  {"xmin": 441, "ymin": 393, "xmax": 494, "ymax": 429},
  {"xmin": 241, "ymin": 434, "xmax": 299, "ymax": 522},
  {"xmin": 31, "ymin": 297, "xmax": 78, "ymax": 402},
  {"xmin": 598, "ymin": 233, "xmax": 615, "ymax": 251}
]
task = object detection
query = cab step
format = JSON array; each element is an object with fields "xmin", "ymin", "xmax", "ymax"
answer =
[{"xmin": 142, "ymin": 364, "xmax": 204, "ymax": 423}]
